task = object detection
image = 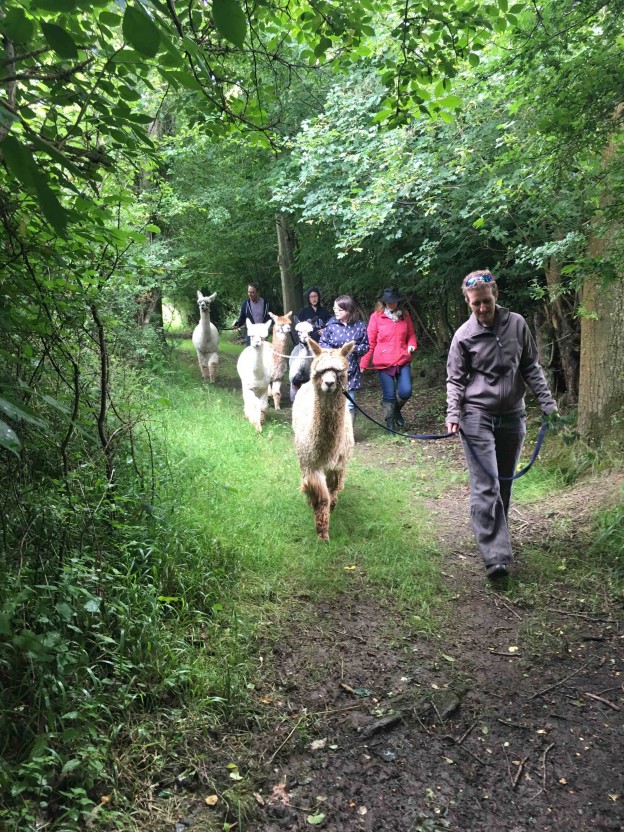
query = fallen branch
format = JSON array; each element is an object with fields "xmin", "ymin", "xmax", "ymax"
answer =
[
  {"xmin": 542, "ymin": 743, "xmax": 555, "ymax": 790},
  {"xmin": 583, "ymin": 691, "xmax": 621, "ymax": 712},
  {"xmin": 457, "ymin": 721, "xmax": 477, "ymax": 745},
  {"xmin": 512, "ymin": 756, "xmax": 529, "ymax": 789},
  {"xmin": 267, "ymin": 715, "xmax": 306, "ymax": 765},
  {"xmin": 546, "ymin": 608, "xmax": 614, "ymax": 624},
  {"xmin": 528, "ymin": 659, "xmax": 594, "ymax": 700}
]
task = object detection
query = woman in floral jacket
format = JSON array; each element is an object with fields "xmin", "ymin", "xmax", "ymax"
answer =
[
  {"xmin": 319, "ymin": 295, "xmax": 369, "ymax": 428},
  {"xmin": 360, "ymin": 287, "xmax": 417, "ymax": 430}
]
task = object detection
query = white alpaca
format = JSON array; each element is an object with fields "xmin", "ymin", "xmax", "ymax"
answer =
[
  {"xmin": 192, "ymin": 291, "xmax": 219, "ymax": 383},
  {"xmin": 292, "ymin": 339, "xmax": 355, "ymax": 541},
  {"xmin": 268, "ymin": 311, "xmax": 292, "ymax": 411},
  {"xmin": 236, "ymin": 319, "xmax": 273, "ymax": 432},
  {"xmin": 289, "ymin": 319, "xmax": 315, "ymax": 402}
]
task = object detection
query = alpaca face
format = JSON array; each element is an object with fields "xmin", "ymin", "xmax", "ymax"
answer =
[
  {"xmin": 295, "ymin": 321, "xmax": 314, "ymax": 344},
  {"xmin": 308, "ymin": 340, "xmax": 354, "ymax": 395},
  {"xmin": 197, "ymin": 290, "xmax": 217, "ymax": 312},
  {"xmin": 246, "ymin": 319, "xmax": 271, "ymax": 347},
  {"xmin": 269, "ymin": 311, "xmax": 292, "ymax": 335}
]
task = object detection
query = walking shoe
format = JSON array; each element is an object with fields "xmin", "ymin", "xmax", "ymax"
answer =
[{"xmin": 485, "ymin": 563, "xmax": 510, "ymax": 580}]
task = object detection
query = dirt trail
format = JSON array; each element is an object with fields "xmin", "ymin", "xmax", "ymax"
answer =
[{"xmin": 175, "ymin": 354, "xmax": 623, "ymax": 832}]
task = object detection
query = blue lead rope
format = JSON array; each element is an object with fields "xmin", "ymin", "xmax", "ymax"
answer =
[
  {"xmin": 459, "ymin": 422, "xmax": 549, "ymax": 481},
  {"xmin": 343, "ymin": 391, "xmax": 548, "ymax": 481},
  {"xmin": 343, "ymin": 391, "xmax": 454, "ymax": 440}
]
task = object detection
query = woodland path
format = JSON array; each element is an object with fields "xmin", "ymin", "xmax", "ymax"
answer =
[{"xmin": 170, "ymin": 345, "xmax": 623, "ymax": 832}]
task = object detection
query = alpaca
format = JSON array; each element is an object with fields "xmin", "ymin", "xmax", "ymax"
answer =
[
  {"xmin": 236, "ymin": 319, "xmax": 273, "ymax": 432},
  {"xmin": 289, "ymin": 319, "xmax": 315, "ymax": 402},
  {"xmin": 268, "ymin": 311, "xmax": 292, "ymax": 410},
  {"xmin": 191, "ymin": 291, "xmax": 219, "ymax": 382},
  {"xmin": 292, "ymin": 339, "xmax": 355, "ymax": 541}
]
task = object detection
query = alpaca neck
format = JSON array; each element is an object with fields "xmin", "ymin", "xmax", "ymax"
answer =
[
  {"xmin": 314, "ymin": 387, "xmax": 345, "ymax": 432},
  {"xmin": 200, "ymin": 309, "xmax": 212, "ymax": 327}
]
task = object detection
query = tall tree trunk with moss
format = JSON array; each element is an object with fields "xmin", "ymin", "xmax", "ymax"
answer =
[
  {"xmin": 578, "ymin": 108, "xmax": 624, "ymax": 443},
  {"xmin": 276, "ymin": 213, "xmax": 303, "ymax": 315},
  {"xmin": 578, "ymin": 249, "xmax": 624, "ymax": 444}
]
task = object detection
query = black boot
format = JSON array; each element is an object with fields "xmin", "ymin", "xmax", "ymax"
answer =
[
  {"xmin": 383, "ymin": 400, "xmax": 396, "ymax": 431},
  {"xmin": 394, "ymin": 396, "xmax": 408, "ymax": 429}
]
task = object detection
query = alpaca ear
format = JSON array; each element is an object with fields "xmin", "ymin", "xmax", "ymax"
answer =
[
  {"xmin": 268, "ymin": 312, "xmax": 277, "ymax": 322},
  {"xmin": 196, "ymin": 290, "xmax": 203, "ymax": 300},
  {"xmin": 340, "ymin": 341, "xmax": 355, "ymax": 358},
  {"xmin": 309, "ymin": 339, "xmax": 323, "ymax": 356},
  {"xmin": 207, "ymin": 292, "xmax": 217, "ymax": 303},
  {"xmin": 286, "ymin": 311, "xmax": 292, "ymax": 319},
  {"xmin": 293, "ymin": 315, "xmax": 300, "ymax": 325},
  {"xmin": 245, "ymin": 318, "xmax": 254, "ymax": 330}
]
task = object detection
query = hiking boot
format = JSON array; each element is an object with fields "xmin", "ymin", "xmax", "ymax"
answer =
[
  {"xmin": 382, "ymin": 400, "xmax": 396, "ymax": 432},
  {"xmin": 394, "ymin": 396, "xmax": 408, "ymax": 429},
  {"xmin": 485, "ymin": 563, "xmax": 510, "ymax": 580}
]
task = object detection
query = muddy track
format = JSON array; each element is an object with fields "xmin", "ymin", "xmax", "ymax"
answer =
[{"xmin": 174, "ymin": 349, "xmax": 623, "ymax": 832}]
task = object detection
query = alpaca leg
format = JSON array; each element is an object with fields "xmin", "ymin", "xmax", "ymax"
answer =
[
  {"xmin": 326, "ymin": 467, "xmax": 346, "ymax": 512},
  {"xmin": 242, "ymin": 389, "xmax": 263, "ymax": 432},
  {"xmin": 301, "ymin": 470, "xmax": 331, "ymax": 541},
  {"xmin": 271, "ymin": 380, "xmax": 282, "ymax": 410},
  {"xmin": 259, "ymin": 390, "xmax": 269, "ymax": 427},
  {"xmin": 197, "ymin": 351, "xmax": 210, "ymax": 381},
  {"xmin": 208, "ymin": 354, "xmax": 218, "ymax": 383}
]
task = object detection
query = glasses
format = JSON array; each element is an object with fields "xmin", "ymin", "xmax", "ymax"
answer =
[{"xmin": 465, "ymin": 274, "xmax": 494, "ymax": 288}]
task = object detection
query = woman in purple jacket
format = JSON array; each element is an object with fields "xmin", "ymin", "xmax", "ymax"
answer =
[
  {"xmin": 446, "ymin": 270, "xmax": 558, "ymax": 581},
  {"xmin": 319, "ymin": 295, "xmax": 369, "ymax": 428}
]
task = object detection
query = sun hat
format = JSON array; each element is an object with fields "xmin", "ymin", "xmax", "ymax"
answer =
[{"xmin": 379, "ymin": 286, "xmax": 405, "ymax": 303}]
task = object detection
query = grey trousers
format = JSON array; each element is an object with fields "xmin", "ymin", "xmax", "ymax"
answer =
[{"xmin": 460, "ymin": 409, "xmax": 526, "ymax": 568}]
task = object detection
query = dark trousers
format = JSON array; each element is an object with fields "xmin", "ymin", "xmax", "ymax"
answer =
[
  {"xmin": 378, "ymin": 364, "xmax": 412, "ymax": 402},
  {"xmin": 460, "ymin": 409, "xmax": 526, "ymax": 567}
]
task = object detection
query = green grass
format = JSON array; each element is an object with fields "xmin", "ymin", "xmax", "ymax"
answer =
[{"xmin": 156, "ymin": 338, "xmax": 445, "ymax": 619}]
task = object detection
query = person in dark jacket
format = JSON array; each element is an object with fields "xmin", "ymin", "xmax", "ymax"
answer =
[
  {"xmin": 446, "ymin": 270, "xmax": 558, "ymax": 581},
  {"xmin": 233, "ymin": 283, "xmax": 272, "ymax": 346},
  {"xmin": 360, "ymin": 287, "xmax": 418, "ymax": 431},
  {"xmin": 296, "ymin": 286, "xmax": 331, "ymax": 343},
  {"xmin": 319, "ymin": 295, "xmax": 369, "ymax": 429}
]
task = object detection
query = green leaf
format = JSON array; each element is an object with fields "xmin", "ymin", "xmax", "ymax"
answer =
[
  {"xmin": 0, "ymin": 104, "xmax": 19, "ymax": 131},
  {"xmin": 32, "ymin": 171, "xmax": 68, "ymax": 236},
  {"xmin": 145, "ymin": 223, "xmax": 161, "ymax": 233},
  {"xmin": 212, "ymin": 0, "xmax": 247, "ymax": 48},
  {"xmin": 0, "ymin": 395, "xmax": 46, "ymax": 428},
  {"xmin": 40, "ymin": 22, "xmax": 79, "ymax": 59},
  {"xmin": 0, "ymin": 613, "xmax": 12, "ymax": 636},
  {"xmin": 123, "ymin": 5, "xmax": 161, "ymax": 58},
  {"xmin": 99, "ymin": 11, "xmax": 122, "ymax": 26},
  {"xmin": 438, "ymin": 95, "xmax": 462, "ymax": 109},
  {"xmin": 306, "ymin": 813, "xmax": 326, "ymax": 826},
  {"xmin": 1, "ymin": 134, "xmax": 37, "ymax": 188},
  {"xmin": 0, "ymin": 8, "xmax": 36, "ymax": 43},
  {"xmin": 0, "ymin": 420, "xmax": 21, "ymax": 456},
  {"xmin": 32, "ymin": 0, "xmax": 78, "ymax": 10}
]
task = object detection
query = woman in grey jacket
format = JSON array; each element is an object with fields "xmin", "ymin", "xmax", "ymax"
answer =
[{"xmin": 445, "ymin": 270, "xmax": 558, "ymax": 581}]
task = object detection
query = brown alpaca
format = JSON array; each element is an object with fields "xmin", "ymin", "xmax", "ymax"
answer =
[
  {"xmin": 291, "ymin": 339, "xmax": 355, "ymax": 541},
  {"xmin": 268, "ymin": 311, "xmax": 292, "ymax": 410}
]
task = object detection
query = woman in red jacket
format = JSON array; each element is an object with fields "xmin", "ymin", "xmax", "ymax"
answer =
[{"xmin": 360, "ymin": 287, "xmax": 418, "ymax": 430}]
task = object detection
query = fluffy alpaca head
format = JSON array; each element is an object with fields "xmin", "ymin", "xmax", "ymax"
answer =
[
  {"xmin": 197, "ymin": 290, "xmax": 217, "ymax": 312},
  {"xmin": 269, "ymin": 311, "xmax": 292, "ymax": 335},
  {"xmin": 294, "ymin": 320, "xmax": 314, "ymax": 344},
  {"xmin": 245, "ymin": 318, "xmax": 271, "ymax": 347},
  {"xmin": 308, "ymin": 339, "xmax": 354, "ymax": 394}
]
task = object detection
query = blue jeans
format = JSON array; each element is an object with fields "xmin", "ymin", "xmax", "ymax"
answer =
[
  {"xmin": 346, "ymin": 391, "xmax": 356, "ymax": 412},
  {"xmin": 378, "ymin": 364, "xmax": 412, "ymax": 403}
]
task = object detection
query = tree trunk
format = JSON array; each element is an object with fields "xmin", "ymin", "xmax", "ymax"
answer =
[
  {"xmin": 578, "ymin": 256, "xmax": 624, "ymax": 444},
  {"xmin": 276, "ymin": 212, "xmax": 303, "ymax": 315},
  {"xmin": 577, "ymin": 104, "xmax": 624, "ymax": 443},
  {"xmin": 544, "ymin": 257, "xmax": 579, "ymax": 405},
  {"xmin": 137, "ymin": 288, "xmax": 161, "ymax": 326}
]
